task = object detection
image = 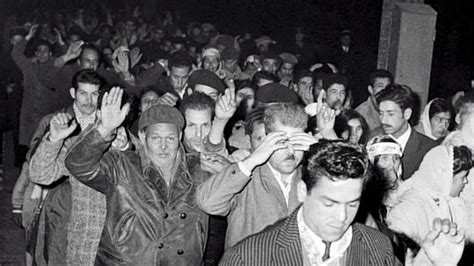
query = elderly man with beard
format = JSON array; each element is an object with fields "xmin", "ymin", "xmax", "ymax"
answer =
[
  {"xmin": 64, "ymin": 88, "xmax": 210, "ymax": 265},
  {"xmin": 197, "ymin": 102, "xmax": 317, "ymax": 249}
]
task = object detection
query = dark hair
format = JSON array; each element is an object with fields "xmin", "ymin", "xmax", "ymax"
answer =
[
  {"xmin": 251, "ymin": 70, "xmax": 280, "ymax": 88},
  {"xmin": 293, "ymin": 69, "xmax": 314, "ymax": 84},
  {"xmin": 428, "ymin": 98, "xmax": 451, "ymax": 120},
  {"xmin": 334, "ymin": 109, "xmax": 370, "ymax": 145},
  {"xmin": 179, "ymin": 92, "xmax": 215, "ymax": 115},
  {"xmin": 236, "ymin": 80, "xmax": 255, "ymax": 94},
  {"xmin": 169, "ymin": 51, "xmax": 193, "ymax": 70},
  {"xmin": 302, "ymin": 139, "xmax": 370, "ymax": 192},
  {"xmin": 369, "ymin": 69, "xmax": 393, "ymax": 87},
  {"xmin": 323, "ymin": 73, "xmax": 348, "ymax": 91},
  {"xmin": 79, "ymin": 44, "xmax": 100, "ymax": 60},
  {"xmin": 71, "ymin": 69, "xmax": 104, "ymax": 90},
  {"xmin": 453, "ymin": 145, "xmax": 473, "ymax": 175},
  {"xmin": 375, "ymin": 84, "xmax": 416, "ymax": 112},
  {"xmin": 245, "ymin": 107, "xmax": 265, "ymax": 136},
  {"xmin": 34, "ymin": 39, "xmax": 53, "ymax": 53}
]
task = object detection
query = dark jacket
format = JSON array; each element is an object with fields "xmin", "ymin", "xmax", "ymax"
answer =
[
  {"xmin": 220, "ymin": 208, "xmax": 401, "ymax": 266},
  {"xmin": 401, "ymin": 129, "xmax": 437, "ymax": 180},
  {"xmin": 65, "ymin": 127, "xmax": 210, "ymax": 265},
  {"xmin": 369, "ymin": 128, "xmax": 437, "ymax": 180}
]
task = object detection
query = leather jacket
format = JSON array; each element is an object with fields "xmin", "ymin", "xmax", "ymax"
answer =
[{"xmin": 65, "ymin": 127, "xmax": 209, "ymax": 265}]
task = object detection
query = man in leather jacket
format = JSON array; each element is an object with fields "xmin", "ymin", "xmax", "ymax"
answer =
[{"xmin": 65, "ymin": 87, "xmax": 210, "ymax": 265}]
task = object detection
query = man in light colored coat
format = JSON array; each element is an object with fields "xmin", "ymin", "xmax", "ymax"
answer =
[{"xmin": 197, "ymin": 102, "xmax": 316, "ymax": 249}]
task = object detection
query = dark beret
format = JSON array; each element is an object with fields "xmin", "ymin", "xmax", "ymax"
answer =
[
  {"xmin": 188, "ymin": 69, "xmax": 226, "ymax": 94},
  {"xmin": 256, "ymin": 82, "xmax": 299, "ymax": 104}
]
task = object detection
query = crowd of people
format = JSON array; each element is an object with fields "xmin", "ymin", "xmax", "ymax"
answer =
[{"xmin": 1, "ymin": 3, "xmax": 473, "ymax": 266}]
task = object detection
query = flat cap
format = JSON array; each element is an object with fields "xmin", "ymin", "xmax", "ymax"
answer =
[{"xmin": 138, "ymin": 104, "xmax": 185, "ymax": 131}]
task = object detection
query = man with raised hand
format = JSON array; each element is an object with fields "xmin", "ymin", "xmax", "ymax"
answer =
[
  {"xmin": 65, "ymin": 87, "xmax": 210, "ymax": 265},
  {"xmin": 197, "ymin": 102, "xmax": 317, "ymax": 249}
]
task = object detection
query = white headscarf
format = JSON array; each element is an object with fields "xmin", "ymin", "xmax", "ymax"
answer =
[{"xmin": 417, "ymin": 99, "xmax": 437, "ymax": 140}]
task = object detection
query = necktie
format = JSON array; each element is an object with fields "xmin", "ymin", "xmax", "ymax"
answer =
[{"xmin": 322, "ymin": 241, "xmax": 331, "ymax": 261}]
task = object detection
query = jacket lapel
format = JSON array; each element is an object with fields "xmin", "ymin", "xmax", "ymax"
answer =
[
  {"xmin": 260, "ymin": 164, "xmax": 289, "ymax": 212},
  {"xmin": 345, "ymin": 225, "xmax": 370, "ymax": 265},
  {"xmin": 273, "ymin": 209, "xmax": 304, "ymax": 265},
  {"xmin": 401, "ymin": 130, "xmax": 419, "ymax": 180}
]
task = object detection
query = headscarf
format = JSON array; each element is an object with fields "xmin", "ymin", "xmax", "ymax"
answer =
[
  {"xmin": 417, "ymin": 99, "xmax": 437, "ymax": 140},
  {"xmin": 397, "ymin": 145, "xmax": 467, "ymax": 226}
]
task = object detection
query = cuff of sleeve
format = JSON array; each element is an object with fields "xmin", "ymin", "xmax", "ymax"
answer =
[
  {"xmin": 44, "ymin": 132, "xmax": 65, "ymax": 147},
  {"xmin": 237, "ymin": 162, "xmax": 251, "ymax": 177},
  {"xmin": 12, "ymin": 209, "xmax": 22, "ymax": 213},
  {"xmin": 203, "ymin": 135, "xmax": 226, "ymax": 153}
]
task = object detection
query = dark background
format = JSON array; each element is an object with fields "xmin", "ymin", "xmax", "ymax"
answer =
[{"xmin": 0, "ymin": 0, "xmax": 472, "ymax": 99}]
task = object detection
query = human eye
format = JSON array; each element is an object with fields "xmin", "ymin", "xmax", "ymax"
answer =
[
  {"xmin": 323, "ymin": 200, "xmax": 334, "ymax": 207},
  {"xmin": 166, "ymin": 136, "xmax": 176, "ymax": 141},
  {"xmin": 348, "ymin": 201, "xmax": 359, "ymax": 208}
]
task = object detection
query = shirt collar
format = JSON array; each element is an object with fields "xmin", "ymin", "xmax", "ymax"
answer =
[
  {"xmin": 297, "ymin": 207, "xmax": 352, "ymax": 265},
  {"xmin": 73, "ymin": 103, "xmax": 97, "ymax": 129},
  {"xmin": 267, "ymin": 162, "xmax": 295, "ymax": 204},
  {"xmin": 393, "ymin": 125, "xmax": 411, "ymax": 152}
]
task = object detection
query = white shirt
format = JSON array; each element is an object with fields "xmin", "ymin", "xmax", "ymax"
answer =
[
  {"xmin": 297, "ymin": 207, "xmax": 352, "ymax": 266},
  {"xmin": 177, "ymin": 88, "xmax": 186, "ymax": 99},
  {"xmin": 393, "ymin": 125, "xmax": 411, "ymax": 152},
  {"xmin": 267, "ymin": 163, "xmax": 295, "ymax": 205}
]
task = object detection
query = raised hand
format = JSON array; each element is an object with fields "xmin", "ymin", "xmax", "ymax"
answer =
[
  {"xmin": 112, "ymin": 50, "xmax": 130, "ymax": 73},
  {"xmin": 65, "ymin": 40, "xmax": 84, "ymax": 60},
  {"xmin": 53, "ymin": 28, "xmax": 65, "ymax": 46},
  {"xmin": 200, "ymin": 153, "xmax": 231, "ymax": 174},
  {"xmin": 25, "ymin": 24, "xmax": 39, "ymax": 41},
  {"xmin": 421, "ymin": 218, "xmax": 464, "ymax": 266},
  {"xmin": 289, "ymin": 133, "xmax": 317, "ymax": 151},
  {"xmin": 49, "ymin": 113, "xmax": 77, "ymax": 142},
  {"xmin": 215, "ymin": 83, "xmax": 237, "ymax": 121},
  {"xmin": 242, "ymin": 132, "xmax": 289, "ymax": 172},
  {"xmin": 97, "ymin": 87, "xmax": 130, "ymax": 138},
  {"xmin": 157, "ymin": 92, "xmax": 178, "ymax": 106},
  {"xmin": 129, "ymin": 47, "xmax": 143, "ymax": 68}
]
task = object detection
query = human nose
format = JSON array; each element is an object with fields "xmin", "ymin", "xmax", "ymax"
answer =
[
  {"xmin": 196, "ymin": 126, "xmax": 202, "ymax": 138},
  {"xmin": 335, "ymin": 205, "xmax": 347, "ymax": 223}
]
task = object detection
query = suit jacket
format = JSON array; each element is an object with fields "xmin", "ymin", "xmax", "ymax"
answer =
[
  {"xmin": 197, "ymin": 163, "xmax": 301, "ymax": 249},
  {"xmin": 220, "ymin": 208, "xmax": 400, "ymax": 266},
  {"xmin": 401, "ymin": 129, "xmax": 437, "ymax": 180}
]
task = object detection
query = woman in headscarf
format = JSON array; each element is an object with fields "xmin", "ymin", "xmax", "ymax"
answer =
[
  {"xmin": 386, "ymin": 144, "xmax": 473, "ymax": 262},
  {"xmin": 415, "ymin": 98, "xmax": 452, "ymax": 142}
]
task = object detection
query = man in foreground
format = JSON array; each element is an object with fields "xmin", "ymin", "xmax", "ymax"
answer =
[
  {"xmin": 221, "ymin": 140, "xmax": 465, "ymax": 265},
  {"xmin": 65, "ymin": 87, "xmax": 209, "ymax": 265}
]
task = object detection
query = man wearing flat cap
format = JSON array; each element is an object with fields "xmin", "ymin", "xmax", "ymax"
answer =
[{"xmin": 65, "ymin": 87, "xmax": 210, "ymax": 265}]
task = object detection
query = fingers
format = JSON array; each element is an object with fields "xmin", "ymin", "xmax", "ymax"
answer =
[
  {"xmin": 441, "ymin": 218, "xmax": 451, "ymax": 234},
  {"xmin": 103, "ymin": 87, "xmax": 124, "ymax": 107},
  {"xmin": 52, "ymin": 112, "xmax": 73, "ymax": 126},
  {"xmin": 289, "ymin": 133, "xmax": 317, "ymax": 150},
  {"xmin": 120, "ymin": 102, "xmax": 131, "ymax": 117}
]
